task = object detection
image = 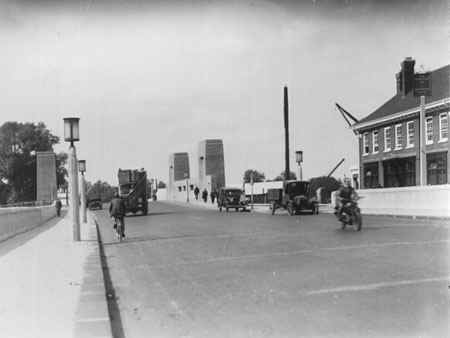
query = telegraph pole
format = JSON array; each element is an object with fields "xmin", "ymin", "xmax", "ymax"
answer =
[{"xmin": 284, "ymin": 86, "xmax": 290, "ymax": 183}]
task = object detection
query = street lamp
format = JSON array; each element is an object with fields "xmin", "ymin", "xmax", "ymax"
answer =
[
  {"xmin": 184, "ymin": 172, "xmax": 189, "ymax": 203},
  {"xmin": 295, "ymin": 150, "xmax": 303, "ymax": 181},
  {"xmin": 78, "ymin": 160, "xmax": 87, "ymax": 224},
  {"xmin": 63, "ymin": 117, "xmax": 80, "ymax": 241}
]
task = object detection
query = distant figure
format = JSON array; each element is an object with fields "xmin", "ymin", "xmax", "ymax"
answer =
[
  {"xmin": 55, "ymin": 199, "xmax": 62, "ymax": 217},
  {"xmin": 210, "ymin": 190, "xmax": 217, "ymax": 204},
  {"xmin": 202, "ymin": 188, "xmax": 208, "ymax": 203},
  {"xmin": 194, "ymin": 186, "xmax": 200, "ymax": 200}
]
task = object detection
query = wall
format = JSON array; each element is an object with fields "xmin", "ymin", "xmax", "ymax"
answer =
[
  {"xmin": 332, "ymin": 185, "xmax": 450, "ymax": 217},
  {"xmin": 0, "ymin": 205, "xmax": 57, "ymax": 242}
]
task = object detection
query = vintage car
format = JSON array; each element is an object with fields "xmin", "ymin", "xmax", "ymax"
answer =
[
  {"xmin": 268, "ymin": 180, "xmax": 318, "ymax": 215},
  {"xmin": 217, "ymin": 187, "xmax": 249, "ymax": 212},
  {"xmin": 88, "ymin": 198, "xmax": 103, "ymax": 210}
]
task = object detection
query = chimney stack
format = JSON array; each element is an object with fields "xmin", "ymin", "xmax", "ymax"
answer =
[{"xmin": 399, "ymin": 57, "xmax": 415, "ymax": 97}]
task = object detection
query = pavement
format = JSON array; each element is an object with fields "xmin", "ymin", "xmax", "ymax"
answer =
[
  {"xmin": 0, "ymin": 209, "xmax": 111, "ymax": 338},
  {"xmin": 94, "ymin": 201, "xmax": 450, "ymax": 338}
]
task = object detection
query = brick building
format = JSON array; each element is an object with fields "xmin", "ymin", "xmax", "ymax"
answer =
[{"xmin": 353, "ymin": 58, "xmax": 449, "ymax": 188}]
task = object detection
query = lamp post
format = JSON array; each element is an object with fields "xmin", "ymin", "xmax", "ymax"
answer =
[
  {"xmin": 169, "ymin": 165, "xmax": 174, "ymax": 200},
  {"xmin": 63, "ymin": 117, "xmax": 80, "ymax": 241},
  {"xmin": 184, "ymin": 173, "xmax": 189, "ymax": 203},
  {"xmin": 295, "ymin": 150, "xmax": 303, "ymax": 181},
  {"xmin": 78, "ymin": 160, "xmax": 87, "ymax": 224}
]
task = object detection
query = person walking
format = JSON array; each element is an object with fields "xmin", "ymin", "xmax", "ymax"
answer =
[
  {"xmin": 202, "ymin": 188, "xmax": 208, "ymax": 203},
  {"xmin": 55, "ymin": 199, "xmax": 62, "ymax": 217},
  {"xmin": 194, "ymin": 186, "xmax": 200, "ymax": 200},
  {"xmin": 210, "ymin": 190, "xmax": 217, "ymax": 204}
]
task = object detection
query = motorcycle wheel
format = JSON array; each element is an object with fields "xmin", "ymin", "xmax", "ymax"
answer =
[
  {"xmin": 287, "ymin": 204, "xmax": 294, "ymax": 216},
  {"xmin": 354, "ymin": 210, "xmax": 362, "ymax": 231}
]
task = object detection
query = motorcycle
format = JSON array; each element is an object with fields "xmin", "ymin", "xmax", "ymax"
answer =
[{"xmin": 336, "ymin": 197, "xmax": 362, "ymax": 231}]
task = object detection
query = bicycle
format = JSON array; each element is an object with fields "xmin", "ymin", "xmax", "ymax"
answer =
[{"xmin": 113, "ymin": 216, "xmax": 124, "ymax": 242}]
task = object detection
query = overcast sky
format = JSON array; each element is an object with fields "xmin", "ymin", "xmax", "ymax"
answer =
[{"xmin": 1, "ymin": 0, "xmax": 448, "ymax": 185}]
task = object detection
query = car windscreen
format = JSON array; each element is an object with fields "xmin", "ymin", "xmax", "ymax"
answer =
[{"xmin": 224, "ymin": 189, "xmax": 242, "ymax": 197}]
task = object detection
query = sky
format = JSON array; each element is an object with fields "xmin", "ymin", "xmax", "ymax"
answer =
[{"xmin": 0, "ymin": 0, "xmax": 448, "ymax": 185}]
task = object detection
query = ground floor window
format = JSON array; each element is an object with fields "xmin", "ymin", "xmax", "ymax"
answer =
[
  {"xmin": 427, "ymin": 152, "xmax": 448, "ymax": 185},
  {"xmin": 383, "ymin": 157, "xmax": 416, "ymax": 187},
  {"xmin": 363, "ymin": 162, "xmax": 379, "ymax": 188}
]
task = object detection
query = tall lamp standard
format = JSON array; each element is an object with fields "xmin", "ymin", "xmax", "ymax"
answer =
[
  {"xmin": 295, "ymin": 150, "xmax": 303, "ymax": 181},
  {"xmin": 78, "ymin": 160, "xmax": 87, "ymax": 224},
  {"xmin": 64, "ymin": 117, "xmax": 80, "ymax": 241}
]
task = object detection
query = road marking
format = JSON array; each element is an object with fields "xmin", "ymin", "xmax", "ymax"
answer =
[
  {"xmin": 303, "ymin": 276, "xmax": 450, "ymax": 296},
  {"xmin": 143, "ymin": 239, "xmax": 450, "ymax": 268},
  {"xmin": 76, "ymin": 317, "xmax": 109, "ymax": 323}
]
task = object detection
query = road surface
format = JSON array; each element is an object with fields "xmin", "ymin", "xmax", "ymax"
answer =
[{"xmin": 94, "ymin": 201, "xmax": 450, "ymax": 338}]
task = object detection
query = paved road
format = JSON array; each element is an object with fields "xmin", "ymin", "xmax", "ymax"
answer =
[{"xmin": 95, "ymin": 202, "xmax": 450, "ymax": 338}]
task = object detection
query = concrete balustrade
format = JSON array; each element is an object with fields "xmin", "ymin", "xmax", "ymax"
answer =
[
  {"xmin": 0, "ymin": 205, "xmax": 57, "ymax": 242},
  {"xmin": 332, "ymin": 185, "xmax": 450, "ymax": 218}
]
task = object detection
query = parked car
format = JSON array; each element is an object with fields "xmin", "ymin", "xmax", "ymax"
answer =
[
  {"xmin": 88, "ymin": 198, "xmax": 103, "ymax": 210},
  {"xmin": 217, "ymin": 187, "xmax": 248, "ymax": 212}
]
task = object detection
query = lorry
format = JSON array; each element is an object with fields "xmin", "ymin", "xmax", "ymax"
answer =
[{"xmin": 118, "ymin": 168, "xmax": 148, "ymax": 215}]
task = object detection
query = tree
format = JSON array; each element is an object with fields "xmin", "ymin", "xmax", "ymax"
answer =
[
  {"xmin": 309, "ymin": 176, "xmax": 342, "ymax": 203},
  {"xmin": 56, "ymin": 152, "xmax": 68, "ymax": 191},
  {"xmin": 0, "ymin": 122, "xmax": 59, "ymax": 202},
  {"xmin": 273, "ymin": 171, "xmax": 297, "ymax": 181},
  {"xmin": 243, "ymin": 169, "xmax": 265, "ymax": 183},
  {"xmin": 87, "ymin": 180, "xmax": 117, "ymax": 203}
]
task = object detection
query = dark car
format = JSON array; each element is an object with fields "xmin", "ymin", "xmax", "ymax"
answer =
[
  {"xmin": 268, "ymin": 180, "xmax": 318, "ymax": 215},
  {"xmin": 88, "ymin": 198, "xmax": 103, "ymax": 210},
  {"xmin": 217, "ymin": 187, "xmax": 248, "ymax": 212}
]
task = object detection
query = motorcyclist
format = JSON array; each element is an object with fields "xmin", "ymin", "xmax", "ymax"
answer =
[
  {"xmin": 109, "ymin": 192, "xmax": 126, "ymax": 238},
  {"xmin": 335, "ymin": 178, "xmax": 357, "ymax": 219}
]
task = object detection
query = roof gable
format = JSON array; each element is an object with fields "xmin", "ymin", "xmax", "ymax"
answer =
[{"xmin": 358, "ymin": 64, "xmax": 450, "ymax": 126}]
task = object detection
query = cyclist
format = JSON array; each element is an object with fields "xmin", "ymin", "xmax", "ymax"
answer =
[{"xmin": 109, "ymin": 192, "xmax": 126, "ymax": 238}]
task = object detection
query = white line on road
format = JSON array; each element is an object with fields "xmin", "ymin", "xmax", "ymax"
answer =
[{"xmin": 303, "ymin": 276, "xmax": 450, "ymax": 296}]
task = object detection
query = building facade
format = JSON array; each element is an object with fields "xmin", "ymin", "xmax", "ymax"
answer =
[
  {"xmin": 198, "ymin": 139, "xmax": 225, "ymax": 192},
  {"xmin": 353, "ymin": 58, "xmax": 449, "ymax": 188},
  {"xmin": 168, "ymin": 152, "xmax": 191, "ymax": 200}
]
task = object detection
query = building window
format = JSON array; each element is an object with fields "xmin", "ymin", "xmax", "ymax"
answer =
[
  {"xmin": 439, "ymin": 113, "xmax": 448, "ymax": 142},
  {"xmin": 395, "ymin": 124, "xmax": 403, "ymax": 149},
  {"xmin": 372, "ymin": 131, "xmax": 379, "ymax": 153},
  {"xmin": 427, "ymin": 151, "xmax": 447, "ymax": 185},
  {"xmin": 363, "ymin": 162, "xmax": 379, "ymax": 188},
  {"xmin": 383, "ymin": 157, "xmax": 416, "ymax": 188},
  {"xmin": 384, "ymin": 127, "xmax": 392, "ymax": 152},
  {"xmin": 363, "ymin": 132, "xmax": 369, "ymax": 155},
  {"xmin": 425, "ymin": 116, "xmax": 433, "ymax": 144},
  {"xmin": 406, "ymin": 121, "xmax": 415, "ymax": 147}
]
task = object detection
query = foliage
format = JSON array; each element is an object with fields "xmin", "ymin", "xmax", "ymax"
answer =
[
  {"xmin": 56, "ymin": 152, "xmax": 68, "ymax": 190},
  {"xmin": 157, "ymin": 181, "xmax": 166, "ymax": 189},
  {"xmin": 308, "ymin": 176, "xmax": 342, "ymax": 203},
  {"xmin": 273, "ymin": 171, "xmax": 297, "ymax": 181},
  {"xmin": 86, "ymin": 180, "xmax": 118, "ymax": 203},
  {"xmin": 0, "ymin": 122, "xmax": 59, "ymax": 202},
  {"xmin": 243, "ymin": 169, "xmax": 265, "ymax": 183}
]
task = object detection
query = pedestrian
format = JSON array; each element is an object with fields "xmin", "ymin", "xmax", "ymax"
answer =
[
  {"xmin": 210, "ymin": 190, "xmax": 216, "ymax": 204},
  {"xmin": 55, "ymin": 199, "xmax": 62, "ymax": 217},
  {"xmin": 194, "ymin": 186, "xmax": 200, "ymax": 200},
  {"xmin": 202, "ymin": 188, "xmax": 208, "ymax": 203}
]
